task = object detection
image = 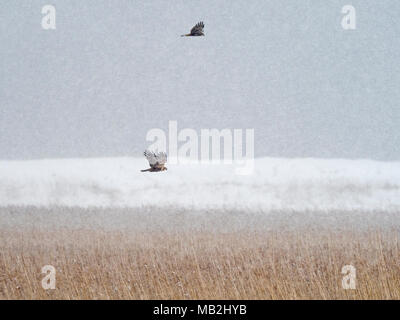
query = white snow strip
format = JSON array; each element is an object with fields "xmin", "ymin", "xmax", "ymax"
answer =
[{"xmin": 0, "ymin": 157, "xmax": 400, "ymax": 211}]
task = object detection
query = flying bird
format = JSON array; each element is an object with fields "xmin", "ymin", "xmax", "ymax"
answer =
[
  {"xmin": 181, "ymin": 21, "xmax": 205, "ymax": 37},
  {"xmin": 141, "ymin": 150, "xmax": 168, "ymax": 172}
]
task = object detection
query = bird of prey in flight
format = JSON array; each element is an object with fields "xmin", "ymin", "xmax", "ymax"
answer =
[
  {"xmin": 181, "ymin": 21, "xmax": 205, "ymax": 37},
  {"xmin": 141, "ymin": 150, "xmax": 168, "ymax": 172}
]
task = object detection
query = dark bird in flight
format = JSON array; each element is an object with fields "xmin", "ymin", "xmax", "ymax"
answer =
[
  {"xmin": 141, "ymin": 150, "xmax": 168, "ymax": 172},
  {"xmin": 181, "ymin": 21, "xmax": 205, "ymax": 37}
]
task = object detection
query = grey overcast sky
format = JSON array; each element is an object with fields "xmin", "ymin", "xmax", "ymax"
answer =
[{"xmin": 0, "ymin": 0, "xmax": 399, "ymax": 160}]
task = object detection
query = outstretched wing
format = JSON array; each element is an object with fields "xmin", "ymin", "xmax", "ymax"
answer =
[
  {"xmin": 154, "ymin": 151, "xmax": 167, "ymax": 165},
  {"xmin": 144, "ymin": 150, "xmax": 167, "ymax": 168},
  {"xmin": 190, "ymin": 21, "xmax": 204, "ymax": 36}
]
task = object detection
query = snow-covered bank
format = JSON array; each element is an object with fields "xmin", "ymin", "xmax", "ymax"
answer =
[{"xmin": 0, "ymin": 157, "xmax": 400, "ymax": 211}]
